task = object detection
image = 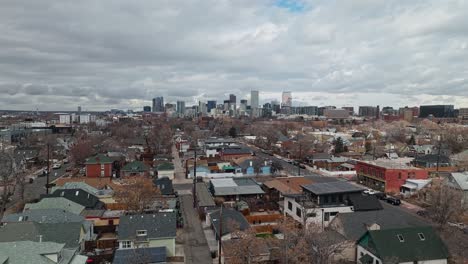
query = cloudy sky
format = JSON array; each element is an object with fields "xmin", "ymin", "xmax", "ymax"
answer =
[{"xmin": 1, "ymin": 0, "xmax": 468, "ymax": 111}]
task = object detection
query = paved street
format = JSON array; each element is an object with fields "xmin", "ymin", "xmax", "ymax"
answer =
[
  {"xmin": 5, "ymin": 164, "xmax": 70, "ymax": 211},
  {"xmin": 172, "ymin": 144, "xmax": 192, "ymax": 184},
  {"xmin": 179, "ymin": 194, "xmax": 213, "ymax": 264}
]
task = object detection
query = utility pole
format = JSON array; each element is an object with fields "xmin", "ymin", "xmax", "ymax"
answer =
[
  {"xmin": 46, "ymin": 143, "xmax": 50, "ymax": 194},
  {"xmin": 218, "ymin": 205, "xmax": 223, "ymax": 264},
  {"xmin": 435, "ymin": 135, "xmax": 442, "ymax": 178},
  {"xmin": 192, "ymin": 147, "xmax": 197, "ymax": 208}
]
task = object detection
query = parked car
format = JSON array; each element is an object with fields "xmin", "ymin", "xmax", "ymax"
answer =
[
  {"xmin": 63, "ymin": 159, "xmax": 69, "ymax": 164},
  {"xmin": 38, "ymin": 170, "xmax": 47, "ymax": 177},
  {"xmin": 52, "ymin": 163, "xmax": 61, "ymax": 169},
  {"xmin": 386, "ymin": 196, "xmax": 401, "ymax": 206},
  {"xmin": 363, "ymin": 189, "xmax": 376, "ymax": 195},
  {"xmin": 448, "ymin": 222, "xmax": 466, "ymax": 230},
  {"xmin": 374, "ymin": 192, "xmax": 387, "ymax": 200}
]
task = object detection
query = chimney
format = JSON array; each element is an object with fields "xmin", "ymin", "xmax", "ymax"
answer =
[{"xmin": 39, "ymin": 235, "xmax": 43, "ymax": 243}]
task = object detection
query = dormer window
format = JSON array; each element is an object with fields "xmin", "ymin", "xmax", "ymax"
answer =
[
  {"xmin": 418, "ymin": 233, "xmax": 425, "ymax": 241},
  {"xmin": 397, "ymin": 234, "xmax": 404, "ymax": 242},
  {"xmin": 137, "ymin": 230, "xmax": 147, "ymax": 236}
]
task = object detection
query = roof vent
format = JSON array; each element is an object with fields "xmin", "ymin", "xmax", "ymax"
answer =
[
  {"xmin": 418, "ymin": 233, "xmax": 425, "ymax": 241},
  {"xmin": 397, "ymin": 234, "xmax": 405, "ymax": 242}
]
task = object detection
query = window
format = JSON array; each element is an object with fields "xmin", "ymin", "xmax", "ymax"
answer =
[
  {"xmin": 136, "ymin": 230, "xmax": 147, "ymax": 236},
  {"xmin": 288, "ymin": 201, "xmax": 293, "ymax": 210},
  {"xmin": 398, "ymin": 172, "xmax": 402, "ymax": 179},
  {"xmin": 330, "ymin": 212, "xmax": 338, "ymax": 216},
  {"xmin": 323, "ymin": 195, "xmax": 329, "ymax": 203},
  {"xmin": 75, "ymin": 191, "xmax": 80, "ymax": 196},
  {"xmin": 296, "ymin": 208, "xmax": 302, "ymax": 217},
  {"xmin": 307, "ymin": 212, "xmax": 317, "ymax": 217},
  {"xmin": 397, "ymin": 234, "xmax": 404, "ymax": 242},
  {"xmin": 418, "ymin": 233, "xmax": 425, "ymax": 241},
  {"xmin": 331, "ymin": 195, "xmax": 336, "ymax": 203},
  {"xmin": 101, "ymin": 164, "xmax": 105, "ymax": 170},
  {"xmin": 324, "ymin": 212, "xmax": 330, "ymax": 221},
  {"xmin": 121, "ymin": 241, "xmax": 132, "ymax": 249},
  {"xmin": 376, "ymin": 260, "xmax": 380, "ymax": 264}
]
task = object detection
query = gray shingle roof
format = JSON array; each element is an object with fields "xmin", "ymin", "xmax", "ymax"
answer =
[
  {"xmin": 47, "ymin": 189, "xmax": 105, "ymax": 209},
  {"xmin": 118, "ymin": 212, "xmax": 176, "ymax": 240},
  {"xmin": 448, "ymin": 172, "xmax": 468, "ymax": 190},
  {"xmin": 0, "ymin": 241, "xmax": 65, "ymax": 264},
  {"xmin": 209, "ymin": 208, "xmax": 250, "ymax": 237},
  {"xmin": 302, "ymin": 181, "xmax": 364, "ymax": 195},
  {"xmin": 210, "ymin": 178, "xmax": 265, "ymax": 196},
  {"xmin": 1, "ymin": 209, "xmax": 84, "ymax": 224},
  {"xmin": 196, "ymin": 182, "xmax": 216, "ymax": 207},
  {"xmin": 24, "ymin": 197, "xmax": 85, "ymax": 215},
  {"xmin": 113, "ymin": 247, "xmax": 166, "ymax": 264},
  {"xmin": 0, "ymin": 221, "xmax": 86, "ymax": 248},
  {"xmin": 334, "ymin": 202, "xmax": 429, "ymax": 241}
]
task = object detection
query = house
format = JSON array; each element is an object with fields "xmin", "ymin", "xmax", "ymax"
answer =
[
  {"xmin": 117, "ymin": 212, "xmax": 177, "ymax": 256},
  {"xmin": 156, "ymin": 162, "xmax": 175, "ymax": 179},
  {"xmin": 24, "ymin": 197, "xmax": 85, "ymax": 215},
  {"xmin": 207, "ymin": 208, "xmax": 250, "ymax": 240},
  {"xmin": 283, "ymin": 181, "xmax": 364, "ymax": 227},
  {"xmin": 85, "ymin": 154, "xmax": 113, "ymax": 178},
  {"xmin": 1, "ymin": 208, "xmax": 84, "ymax": 224},
  {"xmin": 0, "ymin": 241, "xmax": 88, "ymax": 264},
  {"xmin": 409, "ymin": 145, "xmax": 434, "ymax": 156},
  {"xmin": 400, "ymin": 179, "xmax": 432, "ymax": 197},
  {"xmin": 220, "ymin": 147, "xmax": 253, "ymax": 161},
  {"xmin": 153, "ymin": 177, "xmax": 175, "ymax": 196},
  {"xmin": 209, "ymin": 178, "xmax": 265, "ymax": 201},
  {"xmin": 113, "ymin": 246, "xmax": 166, "ymax": 264},
  {"xmin": 263, "ymin": 177, "xmax": 314, "ymax": 206},
  {"xmin": 330, "ymin": 202, "xmax": 429, "ymax": 262},
  {"xmin": 13, "ymin": 146, "xmax": 40, "ymax": 165},
  {"xmin": 444, "ymin": 172, "xmax": 468, "ymax": 208},
  {"xmin": 357, "ymin": 226, "xmax": 449, "ymax": 264},
  {"xmin": 356, "ymin": 160, "xmax": 428, "ymax": 193},
  {"xmin": 121, "ymin": 160, "xmax": 151, "ymax": 177},
  {"xmin": 236, "ymin": 158, "xmax": 272, "ymax": 176},
  {"xmin": 45, "ymin": 189, "xmax": 105, "ymax": 210},
  {"xmin": 0, "ymin": 221, "xmax": 93, "ymax": 249},
  {"xmin": 412, "ymin": 154, "xmax": 456, "ymax": 175}
]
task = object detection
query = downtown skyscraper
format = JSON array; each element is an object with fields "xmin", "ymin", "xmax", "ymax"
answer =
[
  {"xmin": 250, "ymin": 90, "xmax": 259, "ymax": 109},
  {"xmin": 152, "ymin": 97, "xmax": 164, "ymax": 112}
]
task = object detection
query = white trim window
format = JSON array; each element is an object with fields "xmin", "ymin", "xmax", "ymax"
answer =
[
  {"xmin": 120, "ymin": 240, "xmax": 132, "ymax": 249},
  {"xmin": 136, "ymin": 230, "xmax": 147, "ymax": 236}
]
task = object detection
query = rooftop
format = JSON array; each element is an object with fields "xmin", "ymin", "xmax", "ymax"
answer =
[
  {"xmin": 24, "ymin": 197, "xmax": 85, "ymax": 215},
  {"xmin": 1, "ymin": 208, "xmax": 84, "ymax": 224},
  {"xmin": 118, "ymin": 212, "xmax": 177, "ymax": 240},
  {"xmin": 210, "ymin": 178, "xmax": 265, "ymax": 196},
  {"xmin": 302, "ymin": 181, "xmax": 364, "ymax": 195},
  {"xmin": 0, "ymin": 241, "xmax": 66, "ymax": 264},
  {"xmin": 358, "ymin": 159, "xmax": 421, "ymax": 170}
]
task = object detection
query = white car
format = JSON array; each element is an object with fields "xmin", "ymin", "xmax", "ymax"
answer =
[
  {"xmin": 52, "ymin": 163, "xmax": 61, "ymax": 169},
  {"xmin": 363, "ymin": 189, "xmax": 376, "ymax": 195}
]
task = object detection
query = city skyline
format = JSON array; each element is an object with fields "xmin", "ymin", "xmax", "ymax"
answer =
[{"xmin": 1, "ymin": 1, "xmax": 468, "ymax": 111}]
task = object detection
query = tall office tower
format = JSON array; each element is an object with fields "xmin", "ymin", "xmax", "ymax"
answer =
[
  {"xmin": 419, "ymin": 105, "xmax": 455, "ymax": 118},
  {"xmin": 358, "ymin": 106, "xmax": 378, "ymax": 117},
  {"xmin": 223, "ymin": 100, "xmax": 230, "ymax": 112},
  {"xmin": 281, "ymin": 91, "xmax": 292, "ymax": 108},
  {"xmin": 199, "ymin": 101, "xmax": 207, "ymax": 115},
  {"xmin": 271, "ymin": 100, "xmax": 281, "ymax": 114},
  {"xmin": 250, "ymin": 90, "xmax": 259, "ymax": 109},
  {"xmin": 152, "ymin": 97, "xmax": 164, "ymax": 112},
  {"xmin": 229, "ymin": 94, "xmax": 236, "ymax": 108},
  {"xmin": 77, "ymin": 106, "xmax": 82, "ymax": 114},
  {"xmin": 207, "ymin": 100, "xmax": 217, "ymax": 113},
  {"xmin": 176, "ymin": 101, "xmax": 186, "ymax": 115}
]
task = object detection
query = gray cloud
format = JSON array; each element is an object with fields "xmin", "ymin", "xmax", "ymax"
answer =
[{"xmin": 0, "ymin": 0, "xmax": 468, "ymax": 110}]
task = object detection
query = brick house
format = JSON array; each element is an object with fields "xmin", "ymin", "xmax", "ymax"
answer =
[
  {"xmin": 356, "ymin": 160, "xmax": 428, "ymax": 193},
  {"xmin": 85, "ymin": 154, "xmax": 113, "ymax": 178}
]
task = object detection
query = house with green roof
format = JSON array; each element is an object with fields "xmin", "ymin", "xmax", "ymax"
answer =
[
  {"xmin": 84, "ymin": 154, "xmax": 113, "ymax": 178},
  {"xmin": 24, "ymin": 197, "xmax": 85, "ymax": 215},
  {"xmin": 121, "ymin": 160, "xmax": 151, "ymax": 177},
  {"xmin": 156, "ymin": 162, "xmax": 175, "ymax": 180},
  {"xmin": 357, "ymin": 226, "xmax": 449, "ymax": 264}
]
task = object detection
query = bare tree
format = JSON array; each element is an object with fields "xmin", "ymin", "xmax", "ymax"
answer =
[
  {"xmin": 425, "ymin": 183, "xmax": 464, "ymax": 228},
  {"xmin": 114, "ymin": 177, "xmax": 161, "ymax": 213},
  {"xmin": 0, "ymin": 151, "xmax": 16, "ymax": 219},
  {"xmin": 70, "ymin": 139, "xmax": 94, "ymax": 166}
]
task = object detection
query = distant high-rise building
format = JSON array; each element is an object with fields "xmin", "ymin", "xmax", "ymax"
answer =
[
  {"xmin": 359, "ymin": 106, "xmax": 378, "ymax": 118},
  {"xmin": 342, "ymin": 107, "xmax": 354, "ymax": 116},
  {"xmin": 250, "ymin": 90, "xmax": 259, "ymax": 109},
  {"xmin": 207, "ymin": 100, "xmax": 217, "ymax": 113},
  {"xmin": 77, "ymin": 106, "xmax": 82, "ymax": 114},
  {"xmin": 223, "ymin": 100, "xmax": 230, "ymax": 112},
  {"xmin": 152, "ymin": 97, "xmax": 164, "ymax": 112},
  {"xmin": 458, "ymin": 108, "xmax": 468, "ymax": 120},
  {"xmin": 199, "ymin": 101, "xmax": 207, "ymax": 115},
  {"xmin": 419, "ymin": 105, "xmax": 455, "ymax": 118},
  {"xmin": 176, "ymin": 101, "xmax": 186, "ymax": 115},
  {"xmin": 239, "ymin": 99, "xmax": 248, "ymax": 115},
  {"xmin": 143, "ymin": 106, "xmax": 151, "ymax": 112},
  {"xmin": 229, "ymin": 94, "xmax": 236, "ymax": 107},
  {"xmin": 281, "ymin": 91, "xmax": 292, "ymax": 108},
  {"xmin": 271, "ymin": 100, "xmax": 281, "ymax": 114}
]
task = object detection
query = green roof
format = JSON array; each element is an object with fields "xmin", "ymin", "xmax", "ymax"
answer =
[
  {"xmin": 24, "ymin": 197, "xmax": 85, "ymax": 215},
  {"xmin": 84, "ymin": 154, "xmax": 113, "ymax": 165},
  {"xmin": 0, "ymin": 241, "xmax": 65, "ymax": 264},
  {"xmin": 122, "ymin": 160, "xmax": 150, "ymax": 172},
  {"xmin": 222, "ymin": 165, "xmax": 235, "ymax": 170},
  {"xmin": 157, "ymin": 162, "xmax": 174, "ymax": 171},
  {"xmin": 358, "ymin": 226, "xmax": 449, "ymax": 263}
]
